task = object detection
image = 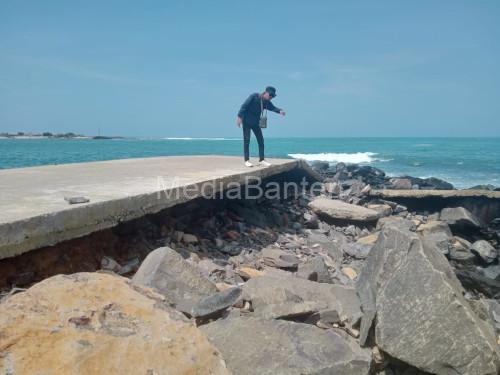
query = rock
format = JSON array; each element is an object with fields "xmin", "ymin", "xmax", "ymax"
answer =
[
  {"xmin": 243, "ymin": 275, "xmax": 361, "ymax": 323},
  {"xmin": 342, "ymin": 267, "xmax": 358, "ymax": 280},
  {"xmin": 324, "ymin": 181, "xmax": 341, "ymax": 195},
  {"xmin": 100, "ymin": 256, "xmax": 121, "ymax": 272},
  {"xmin": 236, "ymin": 266, "xmax": 265, "ymax": 279},
  {"xmin": 357, "ymin": 225, "xmax": 500, "ymax": 374},
  {"xmin": 440, "ymin": 206, "xmax": 482, "ymax": 231},
  {"xmin": 303, "ymin": 308, "xmax": 341, "ymax": 328},
  {"xmin": 449, "ymin": 236, "xmax": 474, "ymax": 263},
  {"xmin": 117, "ymin": 257, "xmax": 140, "ymax": 275},
  {"xmin": 470, "ymin": 240, "xmax": 498, "ymax": 264},
  {"xmin": 132, "ymin": 247, "xmax": 217, "ymax": 306},
  {"xmin": 422, "ymin": 231, "xmax": 451, "ymax": 256},
  {"xmin": 303, "ymin": 212, "xmax": 319, "ymax": 229},
  {"xmin": 201, "ymin": 316, "xmax": 372, "ymax": 375},
  {"xmin": 377, "ymin": 216, "xmax": 416, "ymax": 232},
  {"xmin": 366, "ymin": 203, "xmax": 392, "ymax": 217},
  {"xmin": 416, "ymin": 220, "xmax": 452, "ymax": 237},
  {"xmin": 182, "ymin": 233, "xmax": 198, "ymax": 244},
  {"xmin": 0, "ymin": 273, "xmax": 229, "ymax": 374},
  {"xmin": 389, "ymin": 178, "xmax": 412, "ymax": 190},
  {"xmin": 261, "ymin": 246, "xmax": 299, "ymax": 269},
  {"xmin": 393, "ymin": 204, "xmax": 408, "ymax": 214},
  {"xmin": 296, "ymin": 257, "xmax": 331, "ymax": 283},
  {"xmin": 480, "ymin": 264, "xmax": 500, "ymax": 282},
  {"xmin": 356, "ymin": 232, "xmax": 380, "ymax": 246},
  {"xmin": 189, "ymin": 287, "xmax": 242, "ymax": 319},
  {"xmin": 402, "ymin": 176, "xmax": 454, "ymax": 190},
  {"xmin": 343, "ymin": 242, "xmax": 373, "ymax": 259},
  {"xmin": 306, "ymin": 231, "xmax": 344, "ymax": 266},
  {"xmin": 64, "ymin": 196, "xmax": 90, "ymax": 204},
  {"xmin": 309, "ymin": 197, "xmax": 381, "ymax": 224}
]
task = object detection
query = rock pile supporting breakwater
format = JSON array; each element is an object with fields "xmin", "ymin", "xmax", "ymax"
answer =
[{"xmin": 1, "ymin": 161, "xmax": 500, "ymax": 374}]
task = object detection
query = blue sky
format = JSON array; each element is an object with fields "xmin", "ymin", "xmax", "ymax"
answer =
[{"xmin": 1, "ymin": 1, "xmax": 500, "ymax": 137}]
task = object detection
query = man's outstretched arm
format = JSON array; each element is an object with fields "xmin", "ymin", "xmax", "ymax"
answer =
[{"xmin": 267, "ymin": 101, "xmax": 286, "ymax": 116}]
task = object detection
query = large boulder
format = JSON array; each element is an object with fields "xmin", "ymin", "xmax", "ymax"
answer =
[
  {"xmin": 132, "ymin": 246, "xmax": 218, "ymax": 306},
  {"xmin": 201, "ymin": 316, "xmax": 372, "ymax": 375},
  {"xmin": 440, "ymin": 207, "xmax": 482, "ymax": 231},
  {"xmin": 309, "ymin": 197, "xmax": 381, "ymax": 224},
  {"xmin": 0, "ymin": 273, "xmax": 229, "ymax": 374},
  {"xmin": 357, "ymin": 226, "xmax": 500, "ymax": 374}
]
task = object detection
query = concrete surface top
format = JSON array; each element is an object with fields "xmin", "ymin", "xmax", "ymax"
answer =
[
  {"xmin": 370, "ymin": 189, "xmax": 500, "ymax": 199},
  {"xmin": 0, "ymin": 155, "xmax": 317, "ymax": 259}
]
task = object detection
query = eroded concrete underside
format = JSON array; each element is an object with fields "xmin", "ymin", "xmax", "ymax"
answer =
[{"xmin": 0, "ymin": 155, "xmax": 319, "ymax": 260}]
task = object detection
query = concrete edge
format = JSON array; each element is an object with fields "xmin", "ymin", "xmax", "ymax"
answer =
[{"xmin": 0, "ymin": 159, "xmax": 318, "ymax": 260}]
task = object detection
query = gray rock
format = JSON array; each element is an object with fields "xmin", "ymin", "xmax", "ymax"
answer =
[
  {"xmin": 376, "ymin": 216, "xmax": 416, "ymax": 232},
  {"xmin": 422, "ymin": 231, "xmax": 451, "ymax": 255},
  {"xmin": 303, "ymin": 308, "xmax": 341, "ymax": 328},
  {"xmin": 470, "ymin": 240, "xmax": 498, "ymax": 264},
  {"xmin": 243, "ymin": 275, "xmax": 361, "ymax": 323},
  {"xmin": 261, "ymin": 246, "xmax": 299, "ymax": 269},
  {"xmin": 309, "ymin": 197, "xmax": 381, "ymax": 224},
  {"xmin": 190, "ymin": 287, "xmax": 242, "ymax": 319},
  {"xmin": 132, "ymin": 247, "xmax": 217, "ymax": 306},
  {"xmin": 64, "ymin": 196, "xmax": 90, "ymax": 204},
  {"xmin": 343, "ymin": 242, "xmax": 373, "ymax": 259},
  {"xmin": 303, "ymin": 212, "xmax": 319, "ymax": 229},
  {"xmin": 416, "ymin": 220, "xmax": 452, "ymax": 237},
  {"xmin": 389, "ymin": 178, "xmax": 412, "ymax": 190},
  {"xmin": 480, "ymin": 264, "xmax": 500, "ymax": 282},
  {"xmin": 306, "ymin": 231, "xmax": 344, "ymax": 266},
  {"xmin": 356, "ymin": 226, "xmax": 500, "ymax": 374},
  {"xmin": 201, "ymin": 317, "xmax": 372, "ymax": 375},
  {"xmin": 296, "ymin": 257, "xmax": 331, "ymax": 283},
  {"xmin": 440, "ymin": 207, "xmax": 482, "ymax": 230},
  {"xmin": 448, "ymin": 236, "xmax": 474, "ymax": 263}
]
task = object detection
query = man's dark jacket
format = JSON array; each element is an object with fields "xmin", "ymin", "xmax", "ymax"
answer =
[{"xmin": 237, "ymin": 93, "xmax": 282, "ymax": 126}]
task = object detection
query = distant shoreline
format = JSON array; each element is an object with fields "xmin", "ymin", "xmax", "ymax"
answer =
[{"xmin": 0, "ymin": 133, "xmax": 124, "ymax": 140}]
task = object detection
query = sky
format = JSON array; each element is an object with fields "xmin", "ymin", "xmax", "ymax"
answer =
[{"xmin": 1, "ymin": 0, "xmax": 500, "ymax": 138}]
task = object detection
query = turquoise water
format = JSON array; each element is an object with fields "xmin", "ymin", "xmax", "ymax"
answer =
[{"xmin": 1, "ymin": 137, "xmax": 499, "ymax": 188}]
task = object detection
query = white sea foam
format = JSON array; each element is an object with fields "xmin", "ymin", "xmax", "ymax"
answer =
[
  {"xmin": 288, "ymin": 152, "xmax": 380, "ymax": 164},
  {"xmin": 163, "ymin": 137, "xmax": 238, "ymax": 141}
]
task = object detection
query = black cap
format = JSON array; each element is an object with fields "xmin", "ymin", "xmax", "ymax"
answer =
[{"xmin": 265, "ymin": 86, "xmax": 277, "ymax": 98}]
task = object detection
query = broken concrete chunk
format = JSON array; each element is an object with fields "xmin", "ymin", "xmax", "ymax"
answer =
[{"xmin": 64, "ymin": 196, "xmax": 90, "ymax": 204}]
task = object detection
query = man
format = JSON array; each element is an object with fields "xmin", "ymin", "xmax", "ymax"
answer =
[{"xmin": 237, "ymin": 86, "xmax": 286, "ymax": 167}]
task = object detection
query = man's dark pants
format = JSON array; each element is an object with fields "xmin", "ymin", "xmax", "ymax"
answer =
[{"xmin": 243, "ymin": 122, "xmax": 264, "ymax": 161}]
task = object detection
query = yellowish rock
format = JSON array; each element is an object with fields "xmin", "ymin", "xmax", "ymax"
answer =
[
  {"xmin": 236, "ymin": 266, "xmax": 266, "ymax": 279},
  {"xmin": 0, "ymin": 272, "xmax": 229, "ymax": 375},
  {"xmin": 216, "ymin": 282, "xmax": 235, "ymax": 291},
  {"xmin": 356, "ymin": 232, "xmax": 380, "ymax": 246},
  {"xmin": 342, "ymin": 267, "xmax": 358, "ymax": 280}
]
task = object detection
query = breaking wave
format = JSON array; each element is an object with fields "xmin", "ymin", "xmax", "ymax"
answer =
[{"xmin": 288, "ymin": 152, "xmax": 383, "ymax": 164}]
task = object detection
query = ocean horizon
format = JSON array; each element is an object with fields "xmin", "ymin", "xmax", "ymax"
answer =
[{"xmin": 1, "ymin": 136, "xmax": 499, "ymax": 189}]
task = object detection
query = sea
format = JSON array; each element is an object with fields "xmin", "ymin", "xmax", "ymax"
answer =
[{"xmin": 1, "ymin": 137, "xmax": 499, "ymax": 189}]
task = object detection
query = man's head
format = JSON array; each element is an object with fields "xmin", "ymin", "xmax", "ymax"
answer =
[{"xmin": 262, "ymin": 86, "xmax": 277, "ymax": 100}]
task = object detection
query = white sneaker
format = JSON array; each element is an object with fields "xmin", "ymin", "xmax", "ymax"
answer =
[
  {"xmin": 259, "ymin": 159, "xmax": 272, "ymax": 167},
  {"xmin": 245, "ymin": 161, "xmax": 253, "ymax": 167}
]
